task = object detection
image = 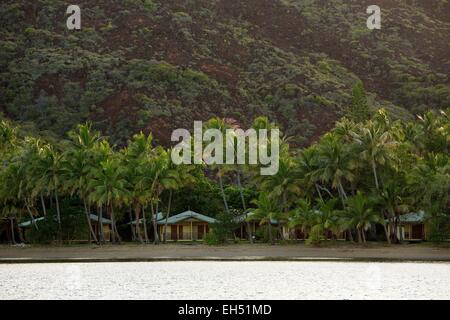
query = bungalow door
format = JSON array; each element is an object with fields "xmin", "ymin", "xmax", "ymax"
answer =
[
  {"xmin": 412, "ymin": 224, "xmax": 424, "ymax": 240},
  {"xmin": 171, "ymin": 225, "xmax": 177, "ymax": 241},
  {"xmin": 198, "ymin": 224, "xmax": 205, "ymax": 239}
]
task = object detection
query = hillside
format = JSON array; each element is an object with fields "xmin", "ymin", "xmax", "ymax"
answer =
[{"xmin": 1, "ymin": 0, "xmax": 449, "ymax": 146}]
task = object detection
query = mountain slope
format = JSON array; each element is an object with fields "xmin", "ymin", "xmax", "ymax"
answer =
[{"xmin": 1, "ymin": 0, "xmax": 449, "ymax": 145}]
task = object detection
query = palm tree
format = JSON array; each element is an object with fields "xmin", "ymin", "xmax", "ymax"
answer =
[
  {"xmin": 63, "ymin": 124, "xmax": 102, "ymax": 243},
  {"xmin": 123, "ymin": 132, "xmax": 156, "ymax": 243},
  {"xmin": 407, "ymin": 153, "xmax": 450, "ymax": 236},
  {"xmin": 344, "ymin": 192, "xmax": 380, "ymax": 243},
  {"xmin": 257, "ymin": 154, "xmax": 301, "ymax": 215},
  {"xmin": 289, "ymin": 199, "xmax": 316, "ymax": 239},
  {"xmin": 89, "ymin": 157, "xmax": 128, "ymax": 244},
  {"xmin": 314, "ymin": 134, "xmax": 355, "ymax": 205},
  {"xmin": 203, "ymin": 118, "xmax": 232, "ymax": 214},
  {"xmin": 33, "ymin": 143, "xmax": 64, "ymax": 231},
  {"xmin": 351, "ymin": 119, "xmax": 397, "ymax": 190},
  {"xmin": 250, "ymin": 192, "xmax": 282, "ymax": 244},
  {"xmin": 310, "ymin": 199, "xmax": 340, "ymax": 242}
]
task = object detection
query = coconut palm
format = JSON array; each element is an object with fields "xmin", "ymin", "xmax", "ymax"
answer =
[
  {"xmin": 250, "ymin": 192, "xmax": 282, "ymax": 244},
  {"xmin": 89, "ymin": 157, "xmax": 128, "ymax": 244},
  {"xmin": 351, "ymin": 119, "xmax": 397, "ymax": 190},
  {"xmin": 407, "ymin": 153, "xmax": 450, "ymax": 234},
  {"xmin": 33, "ymin": 143, "xmax": 64, "ymax": 230},
  {"xmin": 310, "ymin": 199, "xmax": 341, "ymax": 242},
  {"xmin": 344, "ymin": 192, "xmax": 380, "ymax": 243},
  {"xmin": 289, "ymin": 199, "xmax": 316, "ymax": 239},
  {"xmin": 203, "ymin": 118, "xmax": 233, "ymax": 214},
  {"xmin": 123, "ymin": 132, "xmax": 156, "ymax": 243},
  {"xmin": 257, "ymin": 154, "xmax": 301, "ymax": 215},
  {"xmin": 62, "ymin": 123, "xmax": 103, "ymax": 243},
  {"xmin": 314, "ymin": 134, "xmax": 355, "ymax": 205}
]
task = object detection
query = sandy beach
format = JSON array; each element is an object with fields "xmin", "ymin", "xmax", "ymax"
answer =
[{"xmin": 0, "ymin": 243, "xmax": 449, "ymax": 263}]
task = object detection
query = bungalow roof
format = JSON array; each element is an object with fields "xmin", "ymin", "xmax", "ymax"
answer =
[
  {"xmin": 18, "ymin": 214, "xmax": 112, "ymax": 228},
  {"xmin": 157, "ymin": 210, "xmax": 217, "ymax": 225}
]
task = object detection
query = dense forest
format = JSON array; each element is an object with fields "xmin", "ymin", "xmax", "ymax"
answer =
[{"xmin": 0, "ymin": 1, "xmax": 449, "ymax": 244}]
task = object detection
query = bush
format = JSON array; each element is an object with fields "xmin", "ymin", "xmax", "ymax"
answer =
[
  {"xmin": 254, "ymin": 225, "xmax": 279, "ymax": 243},
  {"xmin": 205, "ymin": 212, "xmax": 239, "ymax": 245},
  {"xmin": 203, "ymin": 232, "xmax": 221, "ymax": 245}
]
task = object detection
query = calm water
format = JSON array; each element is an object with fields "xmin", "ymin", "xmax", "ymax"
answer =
[{"xmin": 0, "ymin": 261, "xmax": 449, "ymax": 300}]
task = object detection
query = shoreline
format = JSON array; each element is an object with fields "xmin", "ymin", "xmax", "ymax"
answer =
[{"xmin": 0, "ymin": 243, "xmax": 449, "ymax": 263}]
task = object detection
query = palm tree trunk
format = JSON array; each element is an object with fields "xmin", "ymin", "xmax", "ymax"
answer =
[
  {"xmin": 218, "ymin": 174, "xmax": 230, "ymax": 214},
  {"xmin": 40, "ymin": 194, "xmax": 47, "ymax": 216},
  {"xmin": 268, "ymin": 223, "xmax": 273, "ymax": 245},
  {"xmin": 357, "ymin": 228, "xmax": 362, "ymax": 243},
  {"xmin": 372, "ymin": 160, "xmax": 380, "ymax": 190},
  {"xmin": 26, "ymin": 205, "xmax": 38, "ymax": 231},
  {"xmin": 151, "ymin": 202, "xmax": 159, "ymax": 245},
  {"xmin": 108, "ymin": 205, "xmax": 116, "ymax": 244},
  {"xmin": 382, "ymin": 222, "xmax": 391, "ymax": 245},
  {"xmin": 10, "ymin": 217, "xmax": 16, "ymax": 245},
  {"xmin": 338, "ymin": 181, "xmax": 348, "ymax": 200},
  {"xmin": 163, "ymin": 190, "xmax": 173, "ymax": 244},
  {"xmin": 54, "ymin": 190, "xmax": 62, "ymax": 243},
  {"xmin": 110, "ymin": 204, "xmax": 121, "ymax": 243},
  {"xmin": 362, "ymin": 229, "xmax": 366, "ymax": 243},
  {"xmin": 134, "ymin": 205, "xmax": 143, "ymax": 243},
  {"xmin": 54, "ymin": 190, "xmax": 61, "ymax": 225},
  {"xmin": 347, "ymin": 230, "xmax": 354, "ymax": 242},
  {"xmin": 128, "ymin": 207, "xmax": 136, "ymax": 242},
  {"xmin": 98, "ymin": 205, "xmax": 105, "ymax": 244},
  {"xmin": 114, "ymin": 220, "xmax": 121, "ymax": 243},
  {"xmin": 315, "ymin": 184, "xmax": 324, "ymax": 202},
  {"xmin": 142, "ymin": 206, "xmax": 149, "ymax": 243},
  {"xmin": 16, "ymin": 218, "xmax": 25, "ymax": 243},
  {"xmin": 236, "ymin": 172, "xmax": 253, "ymax": 243},
  {"xmin": 83, "ymin": 199, "xmax": 98, "ymax": 244}
]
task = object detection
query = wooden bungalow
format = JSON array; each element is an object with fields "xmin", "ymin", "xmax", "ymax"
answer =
[
  {"xmin": 233, "ymin": 212, "xmax": 270, "ymax": 240},
  {"xmin": 388, "ymin": 211, "xmax": 429, "ymax": 241},
  {"xmin": 88, "ymin": 214, "xmax": 113, "ymax": 241},
  {"xmin": 18, "ymin": 214, "xmax": 112, "ymax": 242},
  {"xmin": 157, "ymin": 210, "xmax": 216, "ymax": 241}
]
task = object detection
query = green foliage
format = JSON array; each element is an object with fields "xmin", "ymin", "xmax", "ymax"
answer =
[
  {"xmin": 207, "ymin": 212, "xmax": 239, "ymax": 244},
  {"xmin": 347, "ymin": 81, "xmax": 372, "ymax": 122}
]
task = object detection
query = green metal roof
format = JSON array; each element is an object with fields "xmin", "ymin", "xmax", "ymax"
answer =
[
  {"xmin": 128, "ymin": 212, "xmax": 164, "ymax": 225},
  {"xmin": 235, "ymin": 212, "xmax": 279, "ymax": 225},
  {"xmin": 18, "ymin": 217, "xmax": 46, "ymax": 228},
  {"xmin": 19, "ymin": 214, "xmax": 112, "ymax": 228},
  {"xmin": 157, "ymin": 210, "xmax": 217, "ymax": 225},
  {"xmin": 89, "ymin": 214, "xmax": 112, "ymax": 225},
  {"xmin": 399, "ymin": 211, "xmax": 426, "ymax": 223}
]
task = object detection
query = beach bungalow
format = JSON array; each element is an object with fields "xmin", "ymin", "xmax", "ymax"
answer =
[
  {"xmin": 18, "ymin": 214, "xmax": 112, "ymax": 242},
  {"xmin": 157, "ymin": 210, "xmax": 216, "ymax": 241},
  {"xmin": 88, "ymin": 214, "xmax": 113, "ymax": 241},
  {"xmin": 388, "ymin": 211, "xmax": 429, "ymax": 241},
  {"xmin": 234, "ymin": 212, "xmax": 272, "ymax": 240}
]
